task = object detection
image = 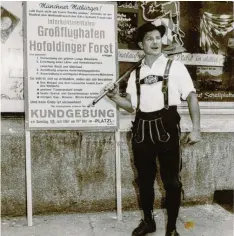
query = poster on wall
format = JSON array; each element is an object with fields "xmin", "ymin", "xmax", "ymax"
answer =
[
  {"xmin": 196, "ymin": 66, "xmax": 234, "ymax": 101},
  {"xmin": 24, "ymin": 1, "xmax": 118, "ymax": 130},
  {"xmin": 200, "ymin": 12, "xmax": 234, "ymax": 55},
  {"xmin": 117, "ymin": 2, "xmax": 138, "ymax": 49},
  {"xmin": 1, "ymin": 2, "xmax": 24, "ymax": 112}
]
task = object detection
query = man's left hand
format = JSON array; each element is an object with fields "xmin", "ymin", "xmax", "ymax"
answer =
[{"xmin": 183, "ymin": 131, "xmax": 201, "ymax": 145}]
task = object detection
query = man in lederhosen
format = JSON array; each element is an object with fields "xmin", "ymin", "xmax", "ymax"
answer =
[{"xmin": 105, "ymin": 22, "xmax": 201, "ymax": 236}]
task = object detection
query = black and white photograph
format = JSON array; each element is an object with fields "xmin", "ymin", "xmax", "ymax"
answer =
[
  {"xmin": 1, "ymin": 1, "xmax": 234, "ymax": 236},
  {"xmin": 117, "ymin": 1, "xmax": 138, "ymax": 10},
  {"xmin": 196, "ymin": 66, "xmax": 234, "ymax": 101},
  {"xmin": 118, "ymin": 12, "xmax": 138, "ymax": 46}
]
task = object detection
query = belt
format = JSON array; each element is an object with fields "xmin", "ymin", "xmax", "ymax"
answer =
[{"xmin": 136, "ymin": 106, "xmax": 177, "ymax": 120}]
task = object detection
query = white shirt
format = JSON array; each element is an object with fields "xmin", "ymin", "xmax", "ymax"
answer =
[{"xmin": 126, "ymin": 54, "xmax": 196, "ymax": 112}]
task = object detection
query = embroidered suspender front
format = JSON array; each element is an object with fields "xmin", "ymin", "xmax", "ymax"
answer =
[{"xmin": 135, "ymin": 59, "xmax": 173, "ymax": 111}]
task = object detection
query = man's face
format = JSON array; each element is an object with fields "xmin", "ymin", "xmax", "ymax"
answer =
[{"xmin": 138, "ymin": 29, "xmax": 162, "ymax": 56}]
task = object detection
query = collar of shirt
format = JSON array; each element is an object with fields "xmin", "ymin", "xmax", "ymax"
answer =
[
  {"xmin": 139, "ymin": 54, "xmax": 168, "ymax": 80},
  {"xmin": 140, "ymin": 54, "xmax": 168, "ymax": 69}
]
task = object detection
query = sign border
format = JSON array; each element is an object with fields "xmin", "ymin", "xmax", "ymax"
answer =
[{"xmin": 24, "ymin": 1, "xmax": 119, "ymax": 131}]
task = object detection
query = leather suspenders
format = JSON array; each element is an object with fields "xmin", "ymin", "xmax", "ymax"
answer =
[
  {"xmin": 135, "ymin": 59, "xmax": 173, "ymax": 111},
  {"xmin": 162, "ymin": 59, "xmax": 173, "ymax": 109},
  {"xmin": 135, "ymin": 66, "xmax": 141, "ymax": 111}
]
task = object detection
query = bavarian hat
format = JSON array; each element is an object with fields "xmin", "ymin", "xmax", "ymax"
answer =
[{"xmin": 136, "ymin": 22, "xmax": 166, "ymax": 43}]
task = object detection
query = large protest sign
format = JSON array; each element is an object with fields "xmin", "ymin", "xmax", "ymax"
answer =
[{"xmin": 24, "ymin": 1, "xmax": 118, "ymax": 130}]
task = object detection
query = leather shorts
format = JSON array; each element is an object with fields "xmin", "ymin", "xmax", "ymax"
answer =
[{"xmin": 131, "ymin": 106, "xmax": 180, "ymax": 144}]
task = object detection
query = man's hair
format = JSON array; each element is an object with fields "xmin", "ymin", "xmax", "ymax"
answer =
[{"xmin": 136, "ymin": 22, "xmax": 166, "ymax": 43}]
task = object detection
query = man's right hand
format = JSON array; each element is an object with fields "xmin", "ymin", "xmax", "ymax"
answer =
[
  {"xmin": 103, "ymin": 82, "xmax": 134, "ymax": 113},
  {"xmin": 104, "ymin": 82, "xmax": 118, "ymax": 98}
]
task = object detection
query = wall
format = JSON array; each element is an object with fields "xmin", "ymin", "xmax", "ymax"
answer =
[{"xmin": 1, "ymin": 116, "xmax": 234, "ymax": 216}]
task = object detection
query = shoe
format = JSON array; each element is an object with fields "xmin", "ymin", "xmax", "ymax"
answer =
[
  {"xmin": 165, "ymin": 230, "xmax": 180, "ymax": 236},
  {"xmin": 132, "ymin": 219, "xmax": 156, "ymax": 236}
]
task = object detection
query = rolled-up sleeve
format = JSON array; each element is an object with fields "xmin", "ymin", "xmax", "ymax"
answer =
[{"xmin": 173, "ymin": 61, "xmax": 196, "ymax": 100}]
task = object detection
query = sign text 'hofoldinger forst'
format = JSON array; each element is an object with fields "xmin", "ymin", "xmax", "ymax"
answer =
[{"xmin": 25, "ymin": 2, "xmax": 118, "ymax": 129}]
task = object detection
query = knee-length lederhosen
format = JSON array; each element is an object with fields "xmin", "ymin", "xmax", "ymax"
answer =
[{"xmin": 131, "ymin": 59, "xmax": 182, "ymax": 230}]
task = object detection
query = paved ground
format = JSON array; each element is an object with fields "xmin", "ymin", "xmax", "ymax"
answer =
[{"xmin": 1, "ymin": 204, "xmax": 233, "ymax": 236}]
